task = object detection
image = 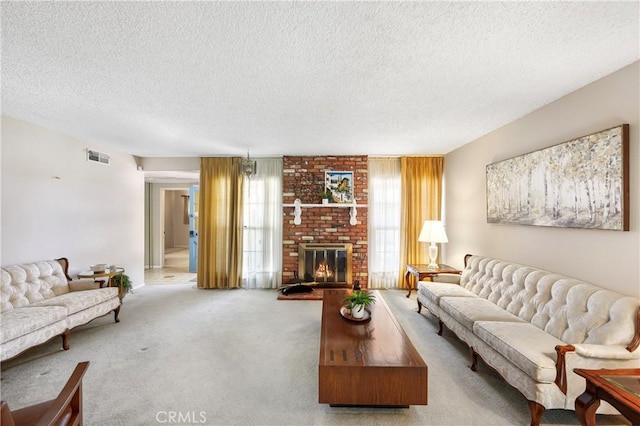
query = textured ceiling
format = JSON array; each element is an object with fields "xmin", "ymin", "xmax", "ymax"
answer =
[{"xmin": 2, "ymin": 2, "xmax": 638, "ymax": 158}]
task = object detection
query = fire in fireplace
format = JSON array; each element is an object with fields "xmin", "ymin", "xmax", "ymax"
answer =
[{"xmin": 298, "ymin": 243, "xmax": 352, "ymax": 286}]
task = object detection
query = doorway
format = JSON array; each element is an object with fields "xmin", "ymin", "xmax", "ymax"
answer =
[
  {"xmin": 143, "ymin": 170, "xmax": 200, "ymax": 284},
  {"xmin": 144, "ymin": 187, "xmax": 196, "ymax": 285},
  {"xmin": 162, "ymin": 189, "xmax": 190, "ymax": 270}
]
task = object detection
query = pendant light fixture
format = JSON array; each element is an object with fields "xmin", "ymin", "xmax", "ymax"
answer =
[{"xmin": 242, "ymin": 150, "xmax": 256, "ymax": 178}]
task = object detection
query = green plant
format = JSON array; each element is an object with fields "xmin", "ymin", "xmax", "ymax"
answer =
[
  {"xmin": 110, "ymin": 273, "xmax": 132, "ymax": 294},
  {"xmin": 342, "ymin": 290, "xmax": 376, "ymax": 310},
  {"xmin": 320, "ymin": 189, "xmax": 331, "ymax": 199}
]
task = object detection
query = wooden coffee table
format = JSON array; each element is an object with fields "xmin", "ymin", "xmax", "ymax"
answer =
[
  {"xmin": 574, "ymin": 368, "xmax": 640, "ymax": 425},
  {"xmin": 318, "ymin": 289, "xmax": 428, "ymax": 407}
]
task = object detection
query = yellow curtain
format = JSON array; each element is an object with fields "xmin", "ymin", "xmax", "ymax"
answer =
[
  {"xmin": 398, "ymin": 157, "xmax": 444, "ymax": 287},
  {"xmin": 197, "ymin": 157, "xmax": 244, "ymax": 289}
]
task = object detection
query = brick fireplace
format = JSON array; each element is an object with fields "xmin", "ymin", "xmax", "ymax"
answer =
[
  {"xmin": 282, "ymin": 156, "xmax": 368, "ymax": 287},
  {"xmin": 299, "ymin": 243, "xmax": 352, "ymax": 285}
]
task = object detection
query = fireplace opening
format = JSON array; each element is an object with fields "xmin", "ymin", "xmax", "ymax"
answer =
[{"xmin": 299, "ymin": 243, "xmax": 352, "ymax": 286}]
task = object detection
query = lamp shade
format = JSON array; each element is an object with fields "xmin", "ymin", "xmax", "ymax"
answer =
[{"xmin": 418, "ymin": 220, "xmax": 448, "ymax": 243}]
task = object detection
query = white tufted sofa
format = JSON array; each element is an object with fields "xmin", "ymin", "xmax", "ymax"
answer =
[
  {"xmin": 1, "ymin": 258, "xmax": 121, "ymax": 361},
  {"xmin": 416, "ymin": 254, "xmax": 640, "ymax": 426}
]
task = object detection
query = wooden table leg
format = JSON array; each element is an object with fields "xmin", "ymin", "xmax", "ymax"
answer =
[
  {"xmin": 575, "ymin": 385, "xmax": 600, "ymax": 426},
  {"xmin": 405, "ymin": 269, "xmax": 416, "ymax": 298}
]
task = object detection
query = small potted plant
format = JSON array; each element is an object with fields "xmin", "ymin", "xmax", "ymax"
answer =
[
  {"xmin": 320, "ymin": 189, "xmax": 331, "ymax": 205},
  {"xmin": 343, "ymin": 290, "xmax": 376, "ymax": 319},
  {"xmin": 109, "ymin": 273, "xmax": 132, "ymax": 301}
]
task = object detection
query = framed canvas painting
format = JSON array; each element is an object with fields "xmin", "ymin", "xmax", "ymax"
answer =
[
  {"xmin": 325, "ymin": 171, "xmax": 354, "ymax": 204},
  {"xmin": 486, "ymin": 124, "xmax": 629, "ymax": 230}
]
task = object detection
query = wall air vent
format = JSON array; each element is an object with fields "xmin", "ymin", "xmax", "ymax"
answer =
[{"xmin": 87, "ymin": 149, "xmax": 110, "ymax": 165}]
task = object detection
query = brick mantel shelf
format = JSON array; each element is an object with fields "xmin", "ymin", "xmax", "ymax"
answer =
[{"xmin": 284, "ymin": 199, "xmax": 367, "ymax": 226}]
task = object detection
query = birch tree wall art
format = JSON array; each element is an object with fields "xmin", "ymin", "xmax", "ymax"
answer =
[{"xmin": 486, "ymin": 124, "xmax": 629, "ymax": 231}]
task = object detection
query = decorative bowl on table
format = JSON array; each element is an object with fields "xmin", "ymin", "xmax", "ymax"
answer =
[
  {"xmin": 90, "ymin": 264, "xmax": 107, "ymax": 274},
  {"xmin": 339, "ymin": 305, "xmax": 371, "ymax": 322}
]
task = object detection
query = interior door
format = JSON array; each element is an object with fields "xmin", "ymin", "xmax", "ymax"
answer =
[{"xmin": 188, "ymin": 185, "xmax": 199, "ymax": 273}]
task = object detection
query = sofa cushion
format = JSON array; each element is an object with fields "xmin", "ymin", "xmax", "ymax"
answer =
[
  {"xmin": 440, "ymin": 297, "xmax": 526, "ymax": 330},
  {"xmin": 1, "ymin": 306, "xmax": 68, "ymax": 343},
  {"xmin": 418, "ymin": 281, "xmax": 478, "ymax": 305},
  {"xmin": 473, "ymin": 321, "xmax": 564, "ymax": 383},
  {"xmin": 29, "ymin": 288, "xmax": 118, "ymax": 315}
]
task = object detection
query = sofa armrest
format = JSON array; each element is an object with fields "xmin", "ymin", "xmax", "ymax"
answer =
[
  {"xmin": 572, "ymin": 343, "xmax": 640, "ymax": 360},
  {"xmin": 627, "ymin": 309, "xmax": 640, "ymax": 352},
  {"xmin": 555, "ymin": 343, "xmax": 640, "ymax": 396},
  {"xmin": 555, "ymin": 344, "xmax": 575, "ymax": 394},
  {"xmin": 68, "ymin": 279, "xmax": 102, "ymax": 291}
]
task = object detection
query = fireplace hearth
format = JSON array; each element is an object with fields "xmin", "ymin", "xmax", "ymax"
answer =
[{"xmin": 298, "ymin": 243, "xmax": 352, "ymax": 286}]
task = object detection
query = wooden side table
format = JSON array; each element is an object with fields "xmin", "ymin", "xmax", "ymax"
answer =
[
  {"xmin": 574, "ymin": 368, "xmax": 640, "ymax": 426},
  {"xmin": 78, "ymin": 267, "xmax": 125, "ymax": 288},
  {"xmin": 404, "ymin": 264, "xmax": 461, "ymax": 298}
]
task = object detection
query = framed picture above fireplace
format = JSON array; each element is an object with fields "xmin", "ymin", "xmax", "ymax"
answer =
[{"xmin": 325, "ymin": 171, "xmax": 354, "ymax": 204}]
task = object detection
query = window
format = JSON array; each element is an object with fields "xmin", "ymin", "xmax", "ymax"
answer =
[
  {"xmin": 368, "ymin": 158, "xmax": 401, "ymax": 289},
  {"xmin": 242, "ymin": 158, "xmax": 283, "ymax": 289}
]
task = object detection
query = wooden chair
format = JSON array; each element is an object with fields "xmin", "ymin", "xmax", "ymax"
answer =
[{"xmin": 1, "ymin": 361, "xmax": 89, "ymax": 426}]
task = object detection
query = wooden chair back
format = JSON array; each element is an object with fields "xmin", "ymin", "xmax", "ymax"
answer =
[{"xmin": 1, "ymin": 361, "xmax": 89, "ymax": 426}]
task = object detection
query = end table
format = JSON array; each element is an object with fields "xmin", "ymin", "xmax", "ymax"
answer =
[
  {"xmin": 404, "ymin": 264, "xmax": 461, "ymax": 298},
  {"xmin": 78, "ymin": 267, "xmax": 125, "ymax": 288}
]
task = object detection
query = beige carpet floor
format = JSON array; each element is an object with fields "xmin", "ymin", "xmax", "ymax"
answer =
[{"xmin": 0, "ymin": 286, "xmax": 629, "ymax": 426}]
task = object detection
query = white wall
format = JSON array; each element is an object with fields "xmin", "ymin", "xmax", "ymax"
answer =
[
  {"xmin": 141, "ymin": 157, "xmax": 200, "ymax": 172},
  {"xmin": 443, "ymin": 61, "xmax": 639, "ymax": 297},
  {"xmin": 1, "ymin": 116, "xmax": 145, "ymax": 288},
  {"xmin": 0, "ymin": 123, "xmax": 3, "ymax": 265}
]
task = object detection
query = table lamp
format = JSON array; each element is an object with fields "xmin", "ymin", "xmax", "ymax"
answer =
[{"xmin": 418, "ymin": 220, "xmax": 448, "ymax": 270}]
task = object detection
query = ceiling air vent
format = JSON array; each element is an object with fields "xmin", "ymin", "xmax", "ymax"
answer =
[{"xmin": 87, "ymin": 149, "xmax": 110, "ymax": 165}]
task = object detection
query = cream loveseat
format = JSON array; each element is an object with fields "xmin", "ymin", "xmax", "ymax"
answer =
[
  {"xmin": 1, "ymin": 258, "xmax": 121, "ymax": 361},
  {"xmin": 416, "ymin": 254, "xmax": 640, "ymax": 426}
]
